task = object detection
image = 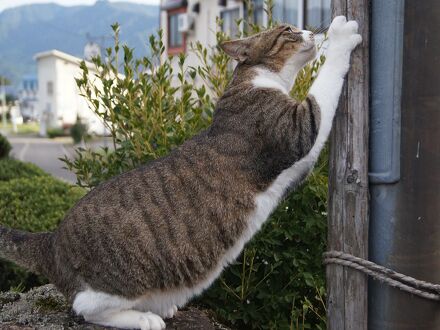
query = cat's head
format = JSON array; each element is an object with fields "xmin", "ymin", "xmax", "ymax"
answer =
[{"xmin": 220, "ymin": 24, "xmax": 316, "ymax": 76}]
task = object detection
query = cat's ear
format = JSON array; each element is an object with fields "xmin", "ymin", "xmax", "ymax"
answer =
[{"xmin": 220, "ymin": 39, "xmax": 250, "ymax": 62}]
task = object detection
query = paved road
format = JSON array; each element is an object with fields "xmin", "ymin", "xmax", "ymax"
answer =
[{"xmin": 8, "ymin": 136, "xmax": 77, "ymax": 183}]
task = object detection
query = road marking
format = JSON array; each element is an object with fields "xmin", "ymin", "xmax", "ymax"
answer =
[
  {"xmin": 60, "ymin": 143, "xmax": 72, "ymax": 159},
  {"xmin": 19, "ymin": 142, "xmax": 29, "ymax": 161}
]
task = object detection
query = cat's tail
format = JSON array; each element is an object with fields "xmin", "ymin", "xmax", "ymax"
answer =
[{"xmin": 0, "ymin": 226, "xmax": 54, "ymax": 276}]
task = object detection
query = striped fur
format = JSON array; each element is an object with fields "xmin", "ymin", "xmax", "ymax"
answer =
[{"xmin": 53, "ymin": 87, "xmax": 320, "ymax": 300}]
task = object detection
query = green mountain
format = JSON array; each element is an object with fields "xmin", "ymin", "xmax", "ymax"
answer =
[{"xmin": 0, "ymin": 0, "xmax": 159, "ymax": 85}]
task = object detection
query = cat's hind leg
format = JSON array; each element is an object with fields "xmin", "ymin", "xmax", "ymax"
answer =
[
  {"xmin": 135, "ymin": 291, "xmax": 184, "ymax": 319},
  {"xmin": 73, "ymin": 289, "xmax": 166, "ymax": 329},
  {"xmin": 135, "ymin": 299, "xmax": 178, "ymax": 319},
  {"xmin": 86, "ymin": 310, "xmax": 165, "ymax": 330},
  {"xmin": 162, "ymin": 305, "xmax": 178, "ymax": 319}
]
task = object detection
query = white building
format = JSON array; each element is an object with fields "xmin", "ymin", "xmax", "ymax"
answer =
[
  {"xmin": 34, "ymin": 50, "xmax": 106, "ymax": 136},
  {"xmin": 160, "ymin": 0, "xmax": 331, "ymax": 70}
]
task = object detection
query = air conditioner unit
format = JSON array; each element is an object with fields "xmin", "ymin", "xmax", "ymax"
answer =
[{"xmin": 178, "ymin": 13, "xmax": 193, "ymax": 32}]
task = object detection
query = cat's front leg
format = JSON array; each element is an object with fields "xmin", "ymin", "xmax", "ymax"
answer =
[{"xmin": 308, "ymin": 16, "xmax": 362, "ymax": 145}]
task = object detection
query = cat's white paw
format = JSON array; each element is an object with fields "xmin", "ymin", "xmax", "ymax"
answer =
[
  {"xmin": 139, "ymin": 312, "xmax": 166, "ymax": 330},
  {"xmin": 161, "ymin": 305, "xmax": 178, "ymax": 319},
  {"xmin": 328, "ymin": 16, "xmax": 362, "ymax": 52}
]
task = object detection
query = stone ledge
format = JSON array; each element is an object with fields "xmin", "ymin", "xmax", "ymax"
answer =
[{"xmin": 0, "ymin": 285, "xmax": 230, "ymax": 330}]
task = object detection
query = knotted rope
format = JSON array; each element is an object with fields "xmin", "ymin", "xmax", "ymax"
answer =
[{"xmin": 323, "ymin": 251, "xmax": 440, "ymax": 301}]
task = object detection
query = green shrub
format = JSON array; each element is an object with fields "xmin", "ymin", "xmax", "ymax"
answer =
[
  {"xmin": 0, "ymin": 175, "xmax": 85, "ymax": 291},
  {"xmin": 0, "ymin": 133, "xmax": 11, "ymax": 159},
  {"xmin": 70, "ymin": 116, "xmax": 88, "ymax": 144},
  {"xmin": 0, "ymin": 158, "xmax": 48, "ymax": 181},
  {"xmin": 61, "ymin": 25, "xmax": 217, "ymax": 188},
  {"xmin": 46, "ymin": 128, "xmax": 66, "ymax": 138},
  {"xmin": 0, "ymin": 176, "xmax": 85, "ymax": 233},
  {"xmin": 61, "ymin": 4, "xmax": 328, "ymax": 328}
]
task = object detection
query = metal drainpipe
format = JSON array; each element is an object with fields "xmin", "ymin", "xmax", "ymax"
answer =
[
  {"xmin": 369, "ymin": 0, "xmax": 440, "ymax": 329},
  {"xmin": 368, "ymin": 0, "xmax": 403, "ymax": 325},
  {"xmin": 368, "ymin": 0, "xmax": 403, "ymax": 327}
]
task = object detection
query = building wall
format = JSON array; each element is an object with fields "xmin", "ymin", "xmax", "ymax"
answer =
[
  {"xmin": 55, "ymin": 58, "xmax": 81, "ymax": 126},
  {"xmin": 160, "ymin": 0, "xmax": 243, "ymax": 88},
  {"xmin": 369, "ymin": 0, "xmax": 440, "ymax": 328},
  {"xmin": 36, "ymin": 52, "xmax": 106, "ymax": 136},
  {"xmin": 160, "ymin": 0, "xmax": 330, "ymax": 83}
]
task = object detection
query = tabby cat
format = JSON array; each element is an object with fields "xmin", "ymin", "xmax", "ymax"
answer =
[{"xmin": 0, "ymin": 16, "xmax": 361, "ymax": 330}]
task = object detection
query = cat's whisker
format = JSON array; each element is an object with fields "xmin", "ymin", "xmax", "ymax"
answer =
[
  {"xmin": 309, "ymin": 16, "xmax": 332, "ymax": 35},
  {"xmin": 313, "ymin": 25, "xmax": 330, "ymax": 35}
]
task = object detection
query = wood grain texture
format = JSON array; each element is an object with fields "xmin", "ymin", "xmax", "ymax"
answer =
[{"xmin": 327, "ymin": 0, "xmax": 369, "ymax": 329}]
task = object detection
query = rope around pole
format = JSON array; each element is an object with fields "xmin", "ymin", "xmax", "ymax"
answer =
[{"xmin": 323, "ymin": 251, "xmax": 440, "ymax": 301}]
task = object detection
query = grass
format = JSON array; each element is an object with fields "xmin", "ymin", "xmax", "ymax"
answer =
[{"xmin": 1, "ymin": 122, "xmax": 40, "ymax": 135}]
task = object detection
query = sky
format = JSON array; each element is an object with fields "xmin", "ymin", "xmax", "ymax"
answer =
[{"xmin": 0, "ymin": 0, "xmax": 160, "ymax": 12}]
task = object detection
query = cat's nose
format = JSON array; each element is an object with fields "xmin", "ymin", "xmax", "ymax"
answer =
[{"xmin": 302, "ymin": 30, "xmax": 315, "ymax": 41}]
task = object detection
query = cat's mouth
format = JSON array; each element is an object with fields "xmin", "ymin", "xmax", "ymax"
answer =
[{"xmin": 300, "ymin": 43, "xmax": 316, "ymax": 53}]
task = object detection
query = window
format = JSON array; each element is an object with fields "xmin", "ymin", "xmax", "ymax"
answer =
[
  {"xmin": 169, "ymin": 13, "xmax": 183, "ymax": 48},
  {"xmin": 305, "ymin": 0, "xmax": 331, "ymax": 31},
  {"xmin": 273, "ymin": 0, "xmax": 299, "ymax": 26},
  {"xmin": 221, "ymin": 8, "xmax": 240, "ymax": 37},
  {"xmin": 47, "ymin": 81, "xmax": 53, "ymax": 96},
  {"xmin": 167, "ymin": 7, "xmax": 186, "ymax": 55},
  {"xmin": 252, "ymin": 0, "xmax": 264, "ymax": 26}
]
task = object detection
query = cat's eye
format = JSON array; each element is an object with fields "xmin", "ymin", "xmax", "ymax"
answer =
[
  {"xmin": 283, "ymin": 27, "xmax": 302, "ymax": 41},
  {"xmin": 284, "ymin": 26, "xmax": 301, "ymax": 36}
]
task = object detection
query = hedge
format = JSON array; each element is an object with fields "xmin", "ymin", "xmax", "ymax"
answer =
[
  {"xmin": 0, "ymin": 160, "xmax": 85, "ymax": 291},
  {"xmin": 0, "ymin": 176, "xmax": 85, "ymax": 232},
  {"xmin": 0, "ymin": 158, "xmax": 48, "ymax": 182}
]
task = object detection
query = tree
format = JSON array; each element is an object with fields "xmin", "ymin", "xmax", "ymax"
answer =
[{"xmin": 0, "ymin": 76, "xmax": 11, "ymax": 86}]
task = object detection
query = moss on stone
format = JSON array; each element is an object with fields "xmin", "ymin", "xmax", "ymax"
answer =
[{"xmin": 34, "ymin": 296, "xmax": 67, "ymax": 313}]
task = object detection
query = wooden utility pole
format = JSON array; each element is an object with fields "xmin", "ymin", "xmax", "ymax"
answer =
[{"xmin": 327, "ymin": 0, "xmax": 370, "ymax": 329}]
